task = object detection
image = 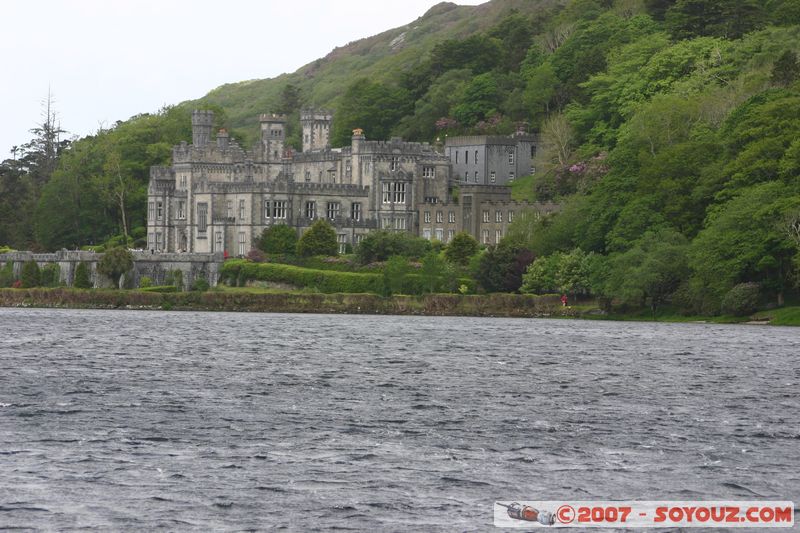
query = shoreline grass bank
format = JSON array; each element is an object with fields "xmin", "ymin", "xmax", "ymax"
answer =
[
  {"xmin": 0, "ymin": 288, "xmax": 565, "ymax": 318},
  {"xmin": 2, "ymin": 288, "xmax": 797, "ymax": 325}
]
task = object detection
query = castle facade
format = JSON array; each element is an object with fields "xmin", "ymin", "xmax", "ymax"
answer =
[{"xmin": 147, "ymin": 110, "xmax": 557, "ymax": 256}]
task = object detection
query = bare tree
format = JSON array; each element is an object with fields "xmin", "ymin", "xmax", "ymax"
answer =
[
  {"xmin": 92, "ymin": 137, "xmax": 135, "ymax": 243},
  {"xmin": 613, "ymin": 0, "xmax": 645, "ymax": 19},
  {"xmin": 22, "ymin": 87, "xmax": 67, "ymax": 183},
  {"xmin": 540, "ymin": 23, "xmax": 575, "ymax": 54},
  {"xmin": 783, "ymin": 211, "xmax": 800, "ymax": 248},
  {"xmin": 538, "ymin": 112, "xmax": 575, "ymax": 168}
]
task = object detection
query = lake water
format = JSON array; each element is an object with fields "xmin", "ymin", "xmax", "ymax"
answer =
[{"xmin": 0, "ymin": 308, "xmax": 798, "ymax": 531}]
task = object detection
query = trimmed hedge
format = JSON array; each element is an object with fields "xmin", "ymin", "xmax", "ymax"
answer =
[
  {"xmin": 221, "ymin": 259, "xmax": 476, "ymax": 295},
  {"xmin": 294, "ymin": 255, "xmax": 380, "ymax": 272},
  {"xmin": 139, "ymin": 285, "xmax": 179, "ymax": 293},
  {"xmin": 260, "ymin": 254, "xmax": 381, "ymax": 273},
  {"xmin": 221, "ymin": 259, "xmax": 383, "ymax": 294}
]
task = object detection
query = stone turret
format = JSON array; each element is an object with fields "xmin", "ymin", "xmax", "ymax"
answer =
[
  {"xmin": 216, "ymin": 128, "xmax": 229, "ymax": 150},
  {"xmin": 301, "ymin": 109, "xmax": 333, "ymax": 153},
  {"xmin": 192, "ymin": 110, "xmax": 214, "ymax": 147},
  {"xmin": 351, "ymin": 128, "xmax": 365, "ymax": 186},
  {"xmin": 260, "ymin": 113, "xmax": 286, "ymax": 162}
]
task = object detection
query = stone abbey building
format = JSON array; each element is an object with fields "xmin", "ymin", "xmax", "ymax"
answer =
[{"xmin": 147, "ymin": 110, "xmax": 557, "ymax": 256}]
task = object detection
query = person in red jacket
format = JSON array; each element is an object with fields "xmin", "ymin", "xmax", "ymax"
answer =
[{"xmin": 561, "ymin": 294, "xmax": 568, "ymax": 307}]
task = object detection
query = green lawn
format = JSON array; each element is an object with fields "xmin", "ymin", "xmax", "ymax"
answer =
[
  {"xmin": 752, "ymin": 306, "xmax": 800, "ymax": 326},
  {"xmin": 575, "ymin": 301, "xmax": 800, "ymax": 326}
]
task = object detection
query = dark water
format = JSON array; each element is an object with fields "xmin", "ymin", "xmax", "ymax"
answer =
[{"xmin": 0, "ymin": 308, "xmax": 798, "ymax": 531}]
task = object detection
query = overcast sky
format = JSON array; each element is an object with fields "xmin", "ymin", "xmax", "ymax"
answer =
[{"xmin": 1, "ymin": 0, "xmax": 484, "ymax": 155}]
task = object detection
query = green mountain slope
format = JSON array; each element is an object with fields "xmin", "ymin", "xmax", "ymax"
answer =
[{"xmin": 192, "ymin": 0, "xmax": 556, "ymax": 136}]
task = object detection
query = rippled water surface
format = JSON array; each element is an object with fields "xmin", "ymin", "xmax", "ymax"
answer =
[{"xmin": 0, "ymin": 308, "xmax": 798, "ymax": 531}]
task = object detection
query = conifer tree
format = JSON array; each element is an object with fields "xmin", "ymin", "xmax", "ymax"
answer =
[{"xmin": 73, "ymin": 262, "xmax": 92, "ymax": 289}]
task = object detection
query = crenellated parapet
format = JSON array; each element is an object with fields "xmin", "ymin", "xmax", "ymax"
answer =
[
  {"xmin": 260, "ymin": 113, "xmax": 287, "ymax": 123},
  {"xmin": 149, "ymin": 167, "xmax": 175, "ymax": 194},
  {"xmin": 300, "ymin": 108, "xmax": 333, "ymax": 120},
  {"xmin": 293, "ymin": 182, "xmax": 369, "ymax": 196},
  {"xmin": 173, "ymin": 140, "xmax": 249, "ymax": 164},
  {"xmin": 150, "ymin": 166, "xmax": 174, "ymax": 180},
  {"xmin": 187, "ymin": 162, "xmax": 265, "ymax": 175},
  {"xmin": 206, "ymin": 181, "xmax": 275, "ymax": 194},
  {"xmin": 292, "ymin": 150, "xmax": 343, "ymax": 163},
  {"xmin": 445, "ymin": 134, "xmax": 536, "ymax": 146},
  {"xmin": 356, "ymin": 138, "xmax": 443, "ymax": 157},
  {"xmin": 301, "ymin": 109, "xmax": 333, "ymax": 153},
  {"xmin": 0, "ymin": 250, "xmax": 97, "ymax": 263},
  {"xmin": 192, "ymin": 110, "xmax": 215, "ymax": 147},
  {"xmin": 478, "ymin": 199, "xmax": 560, "ymax": 212}
]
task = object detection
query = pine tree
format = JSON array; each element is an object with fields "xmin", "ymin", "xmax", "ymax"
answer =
[
  {"xmin": 73, "ymin": 262, "xmax": 92, "ymax": 289},
  {"xmin": 20, "ymin": 260, "xmax": 41, "ymax": 288}
]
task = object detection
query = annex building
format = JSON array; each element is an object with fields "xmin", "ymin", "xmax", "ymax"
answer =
[{"xmin": 147, "ymin": 110, "xmax": 557, "ymax": 256}]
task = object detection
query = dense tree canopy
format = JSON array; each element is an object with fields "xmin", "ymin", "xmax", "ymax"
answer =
[
  {"xmin": 355, "ymin": 230, "xmax": 432, "ymax": 264},
  {"xmin": 330, "ymin": 80, "xmax": 413, "ymax": 146},
  {"xmin": 258, "ymin": 224, "xmax": 298, "ymax": 255},
  {"xmin": 296, "ymin": 220, "xmax": 338, "ymax": 257},
  {"xmin": 475, "ymin": 240, "xmax": 535, "ymax": 293},
  {"xmin": 97, "ymin": 247, "xmax": 134, "ymax": 288},
  {"xmin": 444, "ymin": 232, "xmax": 479, "ymax": 266}
]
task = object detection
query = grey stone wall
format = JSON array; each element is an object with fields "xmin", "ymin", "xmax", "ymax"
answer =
[
  {"xmin": 0, "ymin": 250, "xmax": 223, "ymax": 290},
  {"xmin": 130, "ymin": 251, "xmax": 223, "ymax": 289},
  {"xmin": 445, "ymin": 134, "xmax": 537, "ymax": 186},
  {"xmin": 300, "ymin": 109, "xmax": 332, "ymax": 153}
]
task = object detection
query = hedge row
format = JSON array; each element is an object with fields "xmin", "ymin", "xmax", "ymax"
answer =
[
  {"xmin": 139, "ymin": 285, "xmax": 179, "ymax": 293},
  {"xmin": 221, "ymin": 260, "xmax": 476, "ymax": 295},
  {"xmin": 257, "ymin": 254, "xmax": 382, "ymax": 273},
  {"xmin": 221, "ymin": 260, "xmax": 384, "ymax": 294}
]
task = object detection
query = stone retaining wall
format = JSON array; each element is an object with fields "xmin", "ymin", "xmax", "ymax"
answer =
[{"xmin": 0, "ymin": 250, "xmax": 223, "ymax": 289}]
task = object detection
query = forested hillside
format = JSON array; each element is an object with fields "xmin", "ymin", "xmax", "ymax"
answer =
[{"xmin": 2, "ymin": 0, "xmax": 799, "ymax": 314}]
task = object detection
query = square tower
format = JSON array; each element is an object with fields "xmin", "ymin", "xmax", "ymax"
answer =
[
  {"xmin": 260, "ymin": 113, "xmax": 287, "ymax": 162},
  {"xmin": 192, "ymin": 110, "xmax": 214, "ymax": 147},
  {"xmin": 300, "ymin": 109, "xmax": 332, "ymax": 153}
]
